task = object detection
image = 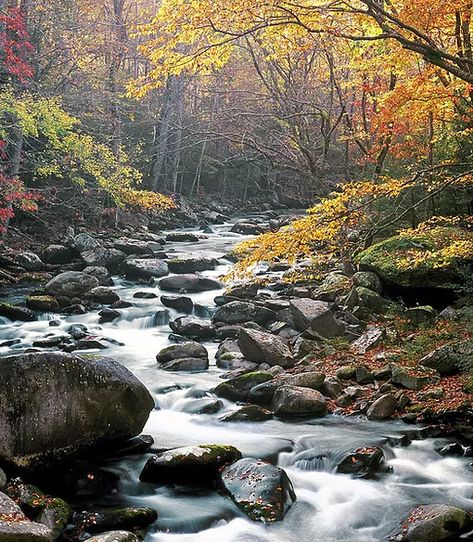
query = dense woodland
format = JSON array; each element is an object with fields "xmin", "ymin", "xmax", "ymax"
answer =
[{"xmin": 1, "ymin": 3, "xmax": 473, "ymax": 542}]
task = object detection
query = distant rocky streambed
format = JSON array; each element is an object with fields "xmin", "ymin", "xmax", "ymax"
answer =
[{"xmin": 0, "ymin": 215, "xmax": 472, "ymax": 542}]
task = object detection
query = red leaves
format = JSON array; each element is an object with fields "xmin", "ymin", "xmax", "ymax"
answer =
[
  {"xmin": 0, "ymin": 7, "xmax": 34, "ymax": 84},
  {"xmin": 0, "ymin": 170, "xmax": 40, "ymax": 231}
]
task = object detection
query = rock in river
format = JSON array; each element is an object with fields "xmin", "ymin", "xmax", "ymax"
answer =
[
  {"xmin": 0, "ymin": 352, "xmax": 154, "ymax": 470},
  {"xmin": 237, "ymin": 328, "xmax": 294, "ymax": 368},
  {"xmin": 220, "ymin": 458, "xmax": 296, "ymax": 522},
  {"xmin": 120, "ymin": 258, "xmax": 169, "ymax": 279},
  {"xmin": 169, "ymin": 316, "xmax": 215, "ymax": 340},
  {"xmin": 45, "ymin": 271, "xmax": 99, "ymax": 298},
  {"xmin": 214, "ymin": 371, "xmax": 274, "ymax": 402},
  {"xmin": 290, "ymin": 298, "xmax": 343, "ymax": 338},
  {"xmin": 156, "ymin": 341, "xmax": 208, "ymax": 364},
  {"xmin": 140, "ymin": 444, "xmax": 242, "ymax": 486},
  {"xmin": 272, "ymin": 386, "xmax": 327, "ymax": 417},
  {"xmin": 397, "ymin": 504, "xmax": 472, "ymax": 541},
  {"xmin": 159, "ymin": 274, "xmax": 222, "ymax": 293},
  {"xmin": 0, "ymin": 491, "xmax": 52, "ymax": 542}
]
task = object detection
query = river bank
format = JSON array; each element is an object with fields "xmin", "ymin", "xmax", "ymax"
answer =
[{"xmin": 0, "ymin": 214, "xmax": 472, "ymax": 542}]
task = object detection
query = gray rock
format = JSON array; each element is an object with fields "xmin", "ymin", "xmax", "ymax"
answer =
[
  {"xmin": 83, "ymin": 266, "xmax": 113, "ymax": 286},
  {"xmin": 0, "ymin": 491, "xmax": 52, "ymax": 542},
  {"xmin": 26, "ymin": 296, "xmax": 60, "ymax": 312},
  {"xmin": 238, "ymin": 329, "xmax": 294, "ymax": 368},
  {"xmin": 159, "ymin": 274, "xmax": 222, "ymax": 293},
  {"xmin": 167, "ymin": 256, "xmax": 218, "ymax": 274},
  {"xmin": 220, "ymin": 405, "xmax": 273, "ymax": 422},
  {"xmin": 0, "ymin": 302, "xmax": 37, "ymax": 322},
  {"xmin": 74, "ymin": 506, "xmax": 157, "ymax": 533},
  {"xmin": 82, "ymin": 247, "xmax": 126, "ymax": 270},
  {"xmin": 74, "ymin": 233, "xmax": 100, "ymax": 252},
  {"xmin": 157, "ymin": 341, "xmax": 208, "ymax": 364},
  {"xmin": 391, "ymin": 365, "xmax": 437, "ymax": 391},
  {"xmin": 336, "ymin": 447, "xmax": 384, "ymax": 478},
  {"xmin": 320, "ymin": 376, "xmax": 342, "ymax": 399},
  {"xmin": 280, "ymin": 372, "xmax": 325, "ymax": 390},
  {"xmin": 355, "ymin": 287, "xmax": 389, "ymax": 314},
  {"xmin": 181, "ymin": 398, "xmax": 223, "ymax": 414},
  {"xmin": 120, "ymin": 258, "xmax": 169, "ymax": 279},
  {"xmin": 0, "ymin": 468, "xmax": 6, "ymax": 490},
  {"xmin": 212, "ymin": 301, "xmax": 274, "ymax": 326},
  {"xmin": 220, "ymin": 458, "xmax": 296, "ymax": 522},
  {"xmin": 352, "ymin": 271, "xmax": 382, "ymax": 293},
  {"xmin": 160, "ymin": 295, "xmax": 193, "ymax": 313},
  {"xmin": 351, "ymin": 326, "xmax": 385, "ymax": 354},
  {"xmin": 165, "ymin": 232, "xmax": 201, "ymax": 242},
  {"xmin": 272, "ymin": 386, "xmax": 327, "ymax": 417},
  {"xmin": 290, "ymin": 299, "xmax": 343, "ymax": 337},
  {"xmin": 140, "ymin": 444, "xmax": 242, "ymax": 485},
  {"xmin": 15, "ymin": 252, "xmax": 43, "ymax": 271},
  {"xmin": 45, "ymin": 271, "xmax": 99, "ymax": 298},
  {"xmin": 398, "ymin": 504, "xmax": 472, "ymax": 541},
  {"xmin": 214, "ymin": 371, "xmax": 273, "ymax": 401},
  {"xmin": 0, "ymin": 352, "xmax": 154, "ymax": 469},
  {"xmin": 113, "ymin": 238, "xmax": 154, "ymax": 255},
  {"xmin": 406, "ymin": 306, "xmax": 437, "ymax": 325},
  {"xmin": 160, "ymin": 357, "xmax": 209, "ymax": 371},
  {"xmin": 89, "ymin": 286, "xmax": 120, "ymax": 304},
  {"xmin": 41, "ymin": 244, "xmax": 75, "ymax": 265},
  {"xmin": 169, "ymin": 317, "xmax": 215, "ymax": 340},
  {"xmin": 420, "ymin": 339, "xmax": 473, "ymax": 376},
  {"xmin": 366, "ymin": 393, "xmax": 398, "ymax": 420},
  {"xmin": 86, "ymin": 531, "xmax": 139, "ymax": 542},
  {"xmin": 231, "ymin": 222, "xmax": 265, "ymax": 235}
]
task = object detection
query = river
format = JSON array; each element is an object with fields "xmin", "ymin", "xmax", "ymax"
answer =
[{"xmin": 1, "ymin": 218, "xmax": 473, "ymax": 541}]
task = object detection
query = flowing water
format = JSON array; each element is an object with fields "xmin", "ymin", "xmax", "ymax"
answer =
[{"xmin": 1, "ymin": 219, "xmax": 473, "ymax": 542}]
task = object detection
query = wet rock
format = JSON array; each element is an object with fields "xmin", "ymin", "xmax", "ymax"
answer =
[
  {"xmin": 280, "ymin": 372, "xmax": 325, "ymax": 390},
  {"xmin": 99, "ymin": 308, "xmax": 121, "ymax": 323},
  {"xmin": 439, "ymin": 442, "xmax": 464, "ymax": 456},
  {"xmin": 109, "ymin": 435, "xmax": 155, "ymax": 457},
  {"xmin": 420, "ymin": 339, "xmax": 473, "ymax": 376},
  {"xmin": 352, "ymin": 271, "xmax": 382, "ymax": 293},
  {"xmin": 212, "ymin": 301, "xmax": 275, "ymax": 326},
  {"xmin": 367, "ymin": 393, "xmax": 398, "ymax": 420},
  {"xmin": 159, "ymin": 274, "xmax": 222, "ymax": 293},
  {"xmin": 74, "ymin": 507, "xmax": 157, "ymax": 533},
  {"xmin": 220, "ymin": 405, "xmax": 273, "ymax": 422},
  {"xmin": 160, "ymin": 295, "xmax": 193, "ymax": 313},
  {"xmin": 214, "ymin": 371, "xmax": 273, "ymax": 401},
  {"xmin": 83, "ymin": 266, "xmax": 113, "ymax": 286},
  {"xmin": 181, "ymin": 399, "xmax": 224, "ymax": 415},
  {"xmin": 89, "ymin": 286, "xmax": 120, "ymax": 304},
  {"xmin": 120, "ymin": 258, "xmax": 169, "ymax": 279},
  {"xmin": 237, "ymin": 329, "xmax": 294, "ymax": 368},
  {"xmin": 215, "ymin": 339, "xmax": 244, "ymax": 368},
  {"xmin": 0, "ymin": 491, "xmax": 52, "ymax": 542},
  {"xmin": 224, "ymin": 282, "xmax": 260, "ymax": 299},
  {"xmin": 41, "ymin": 244, "xmax": 75, "ymax": 265},
  {"xmin": 140, "ymin": 444, "xmax": 242, "ymax": 486},
  {"xmin": 82, "ymin": 247, "xmax": 126, "ymax": 270},
  {"xmin": 26, "ymin": 295, "xmax": 60, "ymax": 312},
  {"xmin": 0, "ymin": 302, "xmax": 37, "ymax": 322},
  {"xmin": 16, "ymin": 252, "xmax": 44, "ymax": 271},
  {"xmin": 397, "ymin": 504, "xmax": 472, "ymax": 541},
  {"xmin": 113, "ymin": 238, "xmax": 154, "ymax": 255},
  {"xmin": 165, "ymin": 232, "xmax": 201, "ymax": 242},
  {"xmin": 160, "ymin": 357, "xmax": 209, "ymax": 371},
  {"xmin": 355, "ymin": 365, "xmax": 375, "ymax": 384},
  {"xmin": 86, "ymin": 531, "xmax": 139, "ymax": 542},
  {"xmin": 169, "ymin": 316, "xmax": 215, "ymax": 340},
  {"xmin": 0, "ymin": 352, "xmax": 154, "ymax": 470},
  {"xmin": 167, "ymin": 256, "xmax": 218, "ymax": 274},
  {"xmin": 336, "ymin": 446, "xmax": 385, "ymax": 478},
  {"xmin": 45, "ymin": 271, "xmax": 99, "ymax": 298},
  {"xmin": 231, "ymin": 221, "xmax": 265, "ymax": 235},
  {"xmin": 351, "ymin": 326, "xmax": 385, "ymax": 355},
  {"xmin": 272, "ymin": 386, "xmax": 327, "ymax": 417},
  {"xmin": 133, "ymin": 291, "xmax": 158, "ymax": 299},
  {"xmin": 220, "ymin": 458, "xmax": 296, "ymax": 522},
  {"xmin": 391, "ymin": 365, "xmax": 438, "ymax": 391},
  {"xmin": 247, "ymin": 381, "xmax": 280, "ymax": 406},
  {"xmin": 157, "ymin": 341, "xmax": 208, "ymax": 364},
  {"xmin": 290, "ymin": 298, "xmax": 343, "ymax": 338}
]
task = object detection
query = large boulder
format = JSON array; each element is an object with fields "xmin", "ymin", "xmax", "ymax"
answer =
[
  {"xmin": 220, "ymin": 458, "xmax": 296, "ymax": 522},
  {"xmin": 272, "ymin": 386, "xmax": 327, "ymax": 417},
  {"xmin": 140, "ymin": 445, "xmax": 242, "ymax": 486},
  {"xmin": 44, "ymin": 271, "xmax": 99, "ymax": 298},
  {"xmin": 41, "ymin": 245, "xmax": 75, "ymax": 265},
  {"xmin": 212, "ymin": 301, "xmax": 274, "ymax": 326},
  {"xmin": 366, "ymin": 393, "xmax": 398, "ymax": 420},
  {"xmin": 420, "ymin": 339, "xmax": 473, "ymax": 376},
  {"xmin": 113, "ymin": 238, "xmax": 154, "ymax": 255},
  {"xmin": 0, "ymin": 302, "xmax": 36, "ymax": 322},
  {"xmin": 15, "ymin": 252, "xmax": 44, "ymax": 271},
  {"xmin": 156, "ymin": 341, "xmax": 208, "ymax": 364},
  {"xmin": 336, "ymin": 447, "xmax": 385, "ymax": 478},
  {"xmin": 237, "ymin": 329, "xmax": 294, "ymax": 368},
  {"xmin": 159, "ymin": 274, "xmax": 222, "ymax": 293},
  {"xmin": 169, "ymin": 317, "xmax": 215, "ymax": 340},
  {"xmin": 289, "ymin": 299, "xmax": 343, "ymax": 337},
  {"xmin": 160, "ymin": 295, "xmax": 193, "ymax": 313},
  {"xmin": 167, "ymin": 256, "xmax": 218, "ymax": 274},
  {"xmin": 73, "ymin": 233, "xmax": 125, "ymax": 271},
  {"xmin": 87, "ymin": 532, "xmax": 139, "ymax": 542},
  {"xmin": 214, "ymin": 372, "xmax": 274, "ymax": 401},
  {"xmin": 397, "ymin": 504, "xmax": 472, "ymax": 541},
  {"xmin": 0, "ymin": 491, "xmax": 52, "ymax": 542},
  {"xmin": 356, "ymin": 227, "xmax": 473, "ymax": 289},
  {"xmin": 0, "ymin": 352, "xmax": 154, "ymax": 470},
  {"xmin": 120, "ymin": 258, "xmax": 169, "ymax": 279}
]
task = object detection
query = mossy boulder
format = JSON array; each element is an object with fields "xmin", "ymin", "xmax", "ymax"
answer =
[
  {"xmin": 74, "ymin": 507, "xmax": 157, "ymax": 533},
  {"xmin": 0, "ymin": 302, "xmax": 36, "ymax": 322},
  {"xmin": 214, "ymin": 371, "xmax": 274, "ymax": 402},
  {"xmin": 139, "ymin": 444, "xmax": 242, "ymax": 486},
  {"xmin": 357, "ymin": 227, "xmax": 473, "ymax": 289},
  {"xmin": 26, "ymin": 295, "xmax": 60, "ymax": 312}
]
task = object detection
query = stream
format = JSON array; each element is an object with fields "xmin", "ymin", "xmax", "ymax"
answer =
[{"xmin": 1, "ymin": 218, "xmax": 473, "ymax": 542}]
